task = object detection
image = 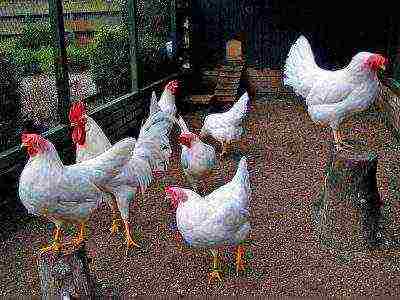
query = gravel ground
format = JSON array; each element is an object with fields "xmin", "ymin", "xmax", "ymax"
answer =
[{"xmin": 2, "ymin": 97, "xmax": 400, "ymax": 297}]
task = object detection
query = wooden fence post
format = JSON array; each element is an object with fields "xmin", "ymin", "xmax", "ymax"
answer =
[
  {"xmin": 125, "ymin": 0, "xmax": 142, "ymax": 92},
  {"xmin": 37, "ymin": 243, "xmax": 96, "ymax": 299},
  {"xmin": 314, "ymin": 147, "xmax": 386, "ymax": 252},
  {"xmin": 48, "ymin": 0, "xmax": 71, "ymax": 125}
]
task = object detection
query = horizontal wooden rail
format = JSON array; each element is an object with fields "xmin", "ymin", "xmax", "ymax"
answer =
[{"xmin": 0, "ymin": 72, "xmax": 180, "ymax": 176}]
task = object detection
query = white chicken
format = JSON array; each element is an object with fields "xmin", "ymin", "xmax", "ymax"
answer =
[
  {"xmin": 165, "ymin": 156, "xmax": 251, "ymax": 283},
  {"xmin": 200, "ymin": 92, "xmax": 250, "ymax": 157},
  {"xmin": 18, "ymin": 133, "xmax": 136, "ymax": 254},
  {"xmin": 158, "ymin": 80, "xmax": 179, "ymax": 117},
  {"xmin": 68, "ymin": 98, "xmax": 172, "ymax": 250},
  {"xmin": 176, "ymin": 115, "xmax": 216, "ymax": 193},
  {"xmin": 283, "ymin": 35, "xmax": 387, "ymax": 150}
]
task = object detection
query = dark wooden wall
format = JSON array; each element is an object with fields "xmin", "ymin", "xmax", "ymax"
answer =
[{"xmin": 192, "ymin": 0, "xmax": 398, "ymax": 72}]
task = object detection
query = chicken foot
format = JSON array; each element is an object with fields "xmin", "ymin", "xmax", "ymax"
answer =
[
  {"xmin": 38, "ymin": 226, "xmax": 63, "ymax": 255},
  {"xmin": 110, "ymin": 198, "xmax": 122, "ymax": 235},
  {"xmin": 235, "ymin": 244, "xmax": 246, "ymax": 275},
  {"xmin": 208, "ymin": 249, "xmax": 223, "ymax": 284},
  {"xmin": 123, "ymin": 219, "xmax": 140, "ymax": 253},
  {"xmin": 67, "ymin": 222, "xmax": 86, "ymax": 249},
  {"xmin": 333, "ymin": 129, "xmax": 353, "ymax": 152},
  {"xmin": 221, "ymin": 141, "xmax": 229, "ymax": 157}
]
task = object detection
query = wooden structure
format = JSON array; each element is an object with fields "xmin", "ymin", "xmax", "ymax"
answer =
[
  {"xmin": 187, "ymin": 38, "xmax": 244, "ymax": 105},
  {"xmin": 188, "ymin": 63, "xmax": 244, "ymax": 105},
  {"xmin": 378, "ymin": 80, "xmax": 400, "ymax": 139},
  {"xmin": 37, "ymin": 244, "xmax": 95, "ymax": 299},
  {"xmin": 314, "ymin": 148, "xmax": 386, "ymax": 252}
]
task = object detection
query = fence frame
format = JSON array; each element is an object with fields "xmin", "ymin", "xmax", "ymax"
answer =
[{"xmin": 0, "ymin": 0, "xmax": 192, "ymax": 175}]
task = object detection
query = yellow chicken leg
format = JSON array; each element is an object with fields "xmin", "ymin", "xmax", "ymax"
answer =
[
  {"xmin": 123, "ymin": 220, "xmax": 140, "ymax": 250},
  {"xmin": 235, "ymin": 244, "xmax": 246, "ymax": 275},
  {"xmin": 221, "ymin": 141, "xmax": 229, "ymax": 157},
  {"xmin": 333, "ymin": 129, "xmax": 353, "ymax": 152},
  {"xmin": 110, "ymin": 199, "xmax": 122, "ymax": 235},
  {"xmin": 39, "ymin": 226, "xmax": 63, "ymax": 255},
  {"xmin": 68, "ymin": 222, "xmax": 86, "ymax": 249},
  {"xmin": 208, "ymin": 249, "xmax": 223, "ymax": 284}
]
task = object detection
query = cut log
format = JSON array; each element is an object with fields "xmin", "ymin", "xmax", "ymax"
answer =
[
  {"xmin": 36, "ymin": 243, "xmax": 95, "ymax": 299},
  {"xmin": 314, "ymin": 147, "xmax": 386, "ymax": 252}
]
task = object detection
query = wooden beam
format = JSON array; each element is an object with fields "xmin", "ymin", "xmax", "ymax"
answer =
[
  {"xmin": 125, "ymin": 0, "xmax": 141, "ymax": 92},
  {"xmin": 48, "ymin": 0, "xmax": 71, "ymax": 125},
  {"xmin": 170, "ymin": 0, "xmax": 177, "ymax": 59}
]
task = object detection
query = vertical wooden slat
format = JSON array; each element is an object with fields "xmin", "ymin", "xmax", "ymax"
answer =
[
  {"xmin": 48, "ymin": 0, "xmax": 70, "ymax": 125},
  {"xmin": 170, "ymin": 0, "xmax": 177, "ymax": 59},
  {"xmin": 126, "ymin": 0, "xmax": 141, "ymax": 91}
]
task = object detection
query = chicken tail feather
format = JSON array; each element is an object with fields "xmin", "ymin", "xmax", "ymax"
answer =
[{"xmin": 283, "ymin": 35, "xmax": 318, "ymax": 99}]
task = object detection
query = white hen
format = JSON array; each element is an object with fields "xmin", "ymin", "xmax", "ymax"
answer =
[
  {"xmin": 18, "ymin": 133, "xmax": 135, "ymax": 254},
  {"xmin": 200, "ymin": 92, "xmax": 250, "ymax": 157},
  {"xmin": 176, "ymin": 115, "xmax": 216, "ymax": 193},
  {"xmin": 284, "ymin": 35, "xmax": 387, "ymax": 150},
  {"xmin": 165, "ymin": 156, "xmax": 251, "ymax": 283}
]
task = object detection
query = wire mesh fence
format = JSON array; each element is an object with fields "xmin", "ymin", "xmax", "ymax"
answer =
[{"xmin": 0, "ymin": 0, "xmax": 179, "ymax": 154}]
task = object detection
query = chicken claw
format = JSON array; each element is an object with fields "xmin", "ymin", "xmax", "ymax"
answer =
[
  {"xmin": 208, "ymin": 249, "xmax": 223, "ymax": 284},
  {"xmin": 220, "ymin": 142, "xmax": 228, "ymax": 157},
  {"xmin": 110, "ymin": 218, "xmax": 122, "ymax": 235},
  {"xmin": 235, "ymin": 245, "xmax": 246, "ymax": 275},
  {"xmin": 123, "ymin": 220, "xmax": 140, "ymax": 252},
  {"xmin": 38, "ymin": 227, "xmax": 63, "ymax": 255},
  {"xmin": 208, "ymin": 270, "xmax": 223, "ymax": 284},
  {"xmin": 67, "ymin": 222, "xmax": 86, "ymax": 249},
  {"xmin": 333, "ymin": 130, "xmax": 354, "ymax": 152}
]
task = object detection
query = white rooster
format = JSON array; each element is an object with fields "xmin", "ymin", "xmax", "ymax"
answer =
[
  {"xmin": 176, "ymin": 115, "xmax": 216, "ymax": 193},
  {"xmin": 200, "ymin": 92, "xmax": 250, "ymax": 157},
  {"xmin": 18, "ymin": 133, "xmax": 136, "ymax": 254},
  {"xmin": 283, "ymin": 35, "xmax": 387, "ymax": 150},
  {"xmin": 68, "ymin": 97, "xmax": 172, "ymax": 250},
  {"xmin": 165, "ymin": 156, "xmax": 251, "ymax": 283}
]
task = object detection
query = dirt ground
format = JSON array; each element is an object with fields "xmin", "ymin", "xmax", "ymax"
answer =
[{"xmin": 2, "ymin": 96, "xmax": 400, "ymax": 297}]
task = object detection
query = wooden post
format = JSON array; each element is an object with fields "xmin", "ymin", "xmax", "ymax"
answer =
[
  {"xmin": 36, "ymin": 243, "xmax": 95, "ymax": 299},
  {"xmin": 314, "ymin": 147, "xmax": 386, "ymax": 252},
  {"xmin": 48, "ymin": 0, "xmax": 71, "ymax": 125},
  {"xmin": 125, "ymin": 0, "xmax": 142, "ymax": 92},
  {"xmin": 170, "ymin": 0, "xmax": 177, "ymax": 60}
]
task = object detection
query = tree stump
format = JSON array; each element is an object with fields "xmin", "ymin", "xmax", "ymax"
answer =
[
  {"xmin": 36, "ymin": 243, "xmax": 95, "ymax": 299},
  {"xmin": 314, "ymin": 147, "xmax": 386, "ymax": 252}
]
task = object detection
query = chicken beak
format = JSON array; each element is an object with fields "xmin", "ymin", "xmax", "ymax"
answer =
[
  {"xmin": 70, "ymin": 122, "xmax": 77, "ymax": 127},
  {"xmin": 20, "ymin": 143, "xmax": 27, "ymax": 149}
]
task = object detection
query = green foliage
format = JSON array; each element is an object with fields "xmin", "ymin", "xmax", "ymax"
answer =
[
  {"xmin": 17, "ymin": 20, "xmax": 53, "ymax": 50},
  {"xmin": 10, "ymin": 47, "xmax": 39, "ymax": 75},
  {"xmin": 66, "ymin": 44, "xmax": 91, "ymax": 70},
  {"xmin": 90, "ymin": 24, "xmax": 131, "ymax": 97},
  {"xmin": 0, "ymin": 38, "xmax": 18, "ymax": 56},
  {"xmin": 34, "ymin": 46, "xmax": 56, "ymax": 74}
]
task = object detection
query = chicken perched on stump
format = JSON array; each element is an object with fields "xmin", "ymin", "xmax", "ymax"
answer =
[
  {"xmin": 69, "ymin": 98, "xmax": 172, "ymax": 252},
  {"xmin": 165, "ymin": 156, "xmax": 251, "ymax": 283},
  {"xmin": 176, "ymin": 115, "xmax": 216, "ymax": 193},
  {"xmin": 200, "ymin": 92, "xmax": 250, "ymax": 157},
  {"xmin": 283, "ymin": 35, "xmax": 387, "ymax": 151},
  {"xmin": 18, "ymin": 133, "xmax": 136, "ymax": 254}
]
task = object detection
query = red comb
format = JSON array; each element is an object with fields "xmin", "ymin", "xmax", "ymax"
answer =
[
  {"xmin": 166, "ymin": 80, "xmax": 179, "ymax": 95},
  {"xmin": 69, "ymin": 101, "xmax": 86, "ymax": 123}
]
